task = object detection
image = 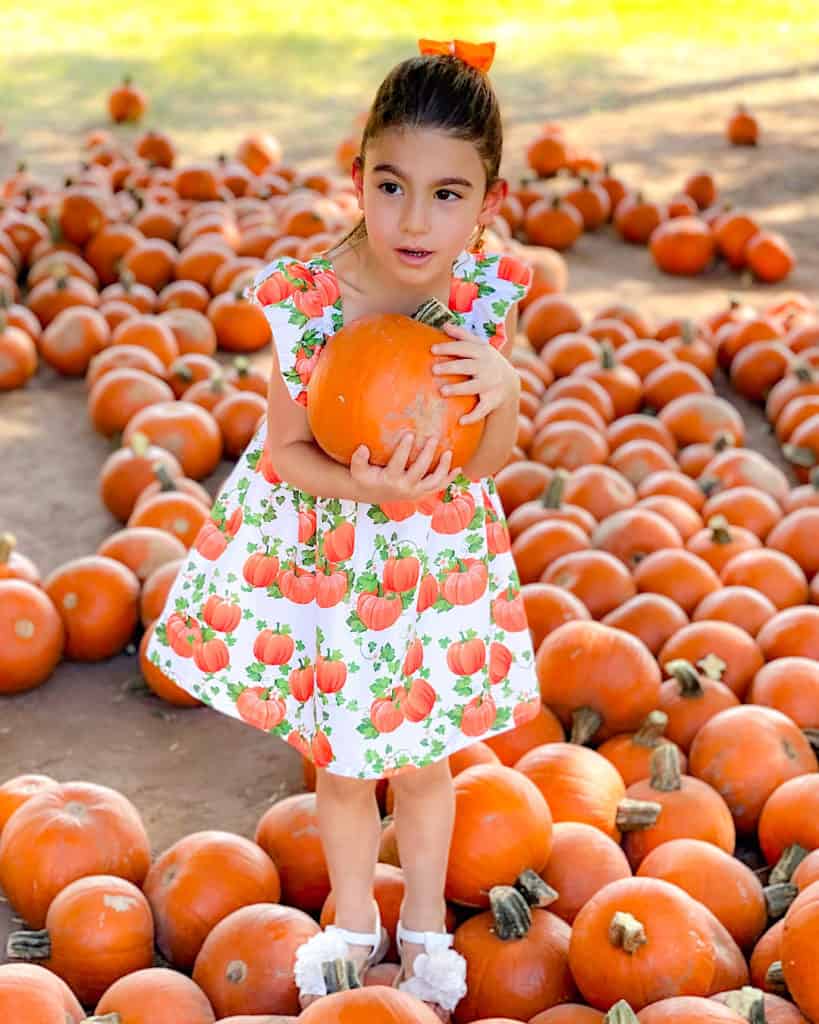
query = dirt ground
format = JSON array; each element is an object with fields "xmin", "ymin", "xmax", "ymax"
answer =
[{"xmin": 2, "ymin": 64, "xmax": 818, "ymax": 945}]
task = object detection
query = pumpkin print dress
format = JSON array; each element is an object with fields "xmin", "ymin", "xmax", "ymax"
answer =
[{"xmin": 146, "ymin": 247, "xmax": 542, "ymax": 779}]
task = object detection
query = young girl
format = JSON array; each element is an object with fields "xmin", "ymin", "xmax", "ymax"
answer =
[{"xmin": 146, "ymin": 37, "xmax": 541, "ymax": 1020}]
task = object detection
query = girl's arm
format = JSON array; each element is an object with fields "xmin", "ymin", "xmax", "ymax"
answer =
[{"xmin": 442, "ymin": 302, "xmax": 523, "ymax": 480}]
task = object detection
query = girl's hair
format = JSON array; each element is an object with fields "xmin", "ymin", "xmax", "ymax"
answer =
[{"xmin": 325, "ymin": 53, "xmax": 503, "ymax": 257}]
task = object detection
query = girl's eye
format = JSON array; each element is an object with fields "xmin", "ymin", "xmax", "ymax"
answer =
[{"xmin": 377, "ymin": 182, "xmax": 462, "ymax": 201}]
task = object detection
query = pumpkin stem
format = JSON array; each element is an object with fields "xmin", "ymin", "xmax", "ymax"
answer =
[
  {"xmin": 605, "ymin": 1001, "xmax": 640, "ymax": 1024},
  {"xmin": 154, "ymin": 463, "xmax": 179, "ymax": 492},
  {"xmin": 514, "ymin": 869, "xmax": 558, "ymax": 908},
  {"xmin": 649, "ymin": 742, "xmax": 682, "ymax": 792},
  {"xmin": 322, "ymin": 957, "xmax": 361, "ymax": 992},
  {"xmin": 783, "ymin": 443, "xmax": 818, "ymax": 469},
  {"xmin": 665, "ymin": 659, "xmax": 704, "ymax": 696},
  {"xmin": 233, "ymin": 355, "xmax": 251, "ymax": 376},
  {"xmin": 679, "ymin": 319, "xmax": 696, "ymax": 345},
  {"xmin": 129, "ymin": 431, "xmax": 150, "ymax": 457},
  {"xmin": 83, "ymin": 1016, "xmax": 121, "ymax": 1024},
  {"xmin": 412, "ymin": 296, "xmax": 456, "ymax": 329},
  {"xmin": 0, "ymin": 532, "xmax": 16, "ymax": 564},
  {"xmin": 599, "ymin": 341, "xmax": 616, "ymax": 370},
  {"xmin": 5, "ymin": 928, "xmax": 51, "ymax": 961},
  {"xmin": 793, "ymin": 363, "xmax": 815, "ymax": 383},
  {"xmin": 713, "ymin": 432, "xmax": 736, "ymax": 452},
  {"xmin": 489, "ymin": 884, "xmax": 532, "ymax": 940},
  {"xmin": 172, "ymin": 363, "xmax": 194, "ymax": 383},
  {"xmin": 765, "ymin": 961, "xmax": 788, "ymax": 996},
  {"xmin": 615, "ymin": 797, "xmax": 662, "ymax": 831},
  {"xmin": 698, "ymin": 475, "xmax": 720, "ymax": 497},
  {"xmin": 570, "ymin": 706, "xmax": 604, "ymax": 746},
  {"xmin": 763, "ymin": 882, "xmax": 798, "ymax": 919},
  {"xmin": 697, "ymin": 653, "xmax": 727, "ymax": 681},
  {"xmin": 809, "ymin": 466, "xmax": 819, "ymax": 491},
  {"xmin": 632, "ymin": 710, "xmax": 669, "ymax": 748},
  {"xmin": 769, "ymin": 843, "xmax": 809, "ymax": 884},
  {"xmin": 608, "ymin": 911, "xmax": 648, "ymax": 954},
  {"xmin": 803, "ymin": 728, "xmax": 819, "ymax": 753},
  {"xmin": 720, "ymin": 987, "xmax": 767, "ymax": 1024},
  {"xmin": 542, "ymin": 468, "xmax": 569, "ymax": 508},
  {"xmin": 707, "ymin": 514, "xmax": 733, "ymax": 544}
]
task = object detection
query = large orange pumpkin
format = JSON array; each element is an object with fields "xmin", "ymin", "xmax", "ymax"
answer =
[
  {"xmin": 445, "ymin": 763, "xmax": 553, "ymax": 907},
  {"xmin": 0, "ymin": 962, "xmax": 85, "ymax": 1023},
  {"xmin": 453, "ymin": 884, "xmax": 576, "ymax": 1021},
  {"xmin": 192, "ymin": 902, "xmax": 320, "ymax": 1017},
  {"xmin": 0, "ymin": 781, "xmax": 151, "ymax": 928},
  {"xmin": 5, "ymin": 874, "xmax": 154, "ymax": 1005},
  {"xmin": 92, "ymin": 966, "xmax": 216, "ymax": 1024},
  {"xmin": 298, "ymin": 985, "xmax": 443, "ymax": 1022},
  {"xmin": 781, "ymin": 880, "xmax": 819, "ymax": 1022},
  {"xmin": 143, "ymin": 830, "xmax": 281, "ymax": 969},
  {"xmin": 254, "ymin": 793, "xmax": 331, "ymax": 912},
  {"xmin": 306, "ymin": 312, "xmax": 483, "ymax": 470},
  {"xmin": 536, "ymin": 620, "xmax": 661, "ymax": 742},
  {"xmin": 0, "ymin": 579, "xmax": 65, "ymax": 693}
]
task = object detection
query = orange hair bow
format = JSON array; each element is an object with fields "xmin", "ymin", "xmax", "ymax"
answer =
[{"xmin": 417, "ymin": 38, "xmax": 496, "ymax": 73}]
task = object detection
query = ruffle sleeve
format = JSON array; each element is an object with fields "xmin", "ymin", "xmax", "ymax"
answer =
[
  {"xmin": 462, "ymin": 251, "xmax": 534, "ymax": 349},
  {"xmin": 244, "ymin": 255, "xmax": 330, "ymax": 404}
]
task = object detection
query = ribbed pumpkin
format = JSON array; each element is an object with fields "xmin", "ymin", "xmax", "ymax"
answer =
[
  {"xmin": 621, "ymin": 745, "xmax": 736, "ymax": 869},
  {"xmin": 453, "ymin": 883, "xmax": 576, "ymax": 1021},
  {"xmin": 445, "ymin": 764, "xmax": 553, "ymax": 907},
  {"xmin": 569, "ymin": 877, "xmax": 729, "ymax": 1010},
  {"xmin": 143, "ymin": 830, "xmax": 281, "ymax": 969},
  {"xmin": 688, "ymin": 706, "xmax": 817, "ymax": 832},
  {"xmin": 536, "ymin": 620, "xmax": 661, "ymax": 743},
  {"xmin": 307, "ymin": 312, "xmax": 483, "ymax": 470},
  {"xmin": 637, "ymin": 839, "xmax": 767, "ymax": 950},
  {"xmin": 0, "ymin": 774, "xmax": 58, "ymax": 835}
]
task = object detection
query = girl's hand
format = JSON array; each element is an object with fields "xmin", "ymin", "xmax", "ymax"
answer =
[
  {"xmin": 349, "ymin": 432, "xmax": 462, "ymax": 503},
  {"xmin": 430, "ymin": 322, "xmax": 519, "ymax": 425}
]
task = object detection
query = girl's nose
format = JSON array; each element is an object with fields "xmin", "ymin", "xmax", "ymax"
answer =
[{"xmin": 400, "ymin": 199, "xmax": 429, "ymax": 235}]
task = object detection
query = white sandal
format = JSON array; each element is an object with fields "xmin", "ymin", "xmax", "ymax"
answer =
[
  {"xmin": 393, "ymin": 919, "xmax": 468, "ymax": 1016},
  {"xmin": 294, "ymin": 900, "xmax": 390, "ymax": 1004}
]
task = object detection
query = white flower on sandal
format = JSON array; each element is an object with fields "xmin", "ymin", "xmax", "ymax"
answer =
[
  {"xmin": 398, "ymin": 948, "xmax": 468, "ymax": 1012},
  {"xmin": 293, "ymin": 928, "xmax": 351, "ymax": 996}
]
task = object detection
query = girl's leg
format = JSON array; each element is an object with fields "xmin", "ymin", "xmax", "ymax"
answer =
[
  {"xmin": 390, "ymin": 758, "xmax": 455, "ymax": 1014},
  {"xmin": 300, "ymin": 766, "xmax": 382, "ymax": 1009}
]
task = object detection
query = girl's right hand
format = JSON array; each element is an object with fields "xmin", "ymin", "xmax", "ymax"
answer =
[{"xmin": 350, "ymin": 432, "xmax": 462, "ymax": 503}]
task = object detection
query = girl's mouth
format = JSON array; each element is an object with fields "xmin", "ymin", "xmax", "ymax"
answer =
[{"xmin": 396, "ymin": 248, "xmax": 434, "ymax": 263}]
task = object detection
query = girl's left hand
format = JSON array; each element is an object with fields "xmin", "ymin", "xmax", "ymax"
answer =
[{"xmin": 430, "ymin": 321, "xmax": 519, "ymax": 425}]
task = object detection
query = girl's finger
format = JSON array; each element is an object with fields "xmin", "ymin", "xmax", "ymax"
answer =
[
  {"xmin": 406, "ymin": 434, "xmax": 439, "ymax": 482},
  {"xmin": 460, "ymin": 399, "xmax": 492, "ymax": 425},
  {"xmin": 440, "ymin": 379, "xmax": 481, "ymax": 397}
]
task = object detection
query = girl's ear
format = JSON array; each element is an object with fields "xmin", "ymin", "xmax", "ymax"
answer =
[
  {"xmin": 351, "ymin": 156, "xmax": 364, "ymax": 207},
  {"xmin": 477, "ymin": 177, "xmax": 509, "ymax": 228}
]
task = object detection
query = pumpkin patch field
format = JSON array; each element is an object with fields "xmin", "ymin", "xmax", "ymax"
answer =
[{"xmin": 3, "ymin": 5, "xmax": 819, "ymax": 1021}]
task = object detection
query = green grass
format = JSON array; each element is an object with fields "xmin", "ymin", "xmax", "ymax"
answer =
[{"xmin": 2, "ymin": 2, "xmax": 818, "ymax": 178}]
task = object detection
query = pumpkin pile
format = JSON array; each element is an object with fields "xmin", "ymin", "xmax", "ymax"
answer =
[
  {"xmin": 4, "ymin": 90, "xmax": 819, "ymax": 1023},
  {"xmin": 515, "ymin": 120, "xmax": 790, "ymax": 283}
]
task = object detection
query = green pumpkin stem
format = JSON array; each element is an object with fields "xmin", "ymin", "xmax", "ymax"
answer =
[
  {"xmin": 615, "ymin": 797, "xmax": 662, "ymax": 831},
  {"xmin": 83, "ymin": 1016, "xmax": 121, "ymax": 1024},
  {"xmin": 764, "ymin": 960, "xmax": 788, "ymax": 996},
  {"xmin": 763, "ymin": 882, "xmax": 798, "ymax": 919},
  {"xmin": 707, "ymin": 514, "xmax": 733, "ymax": 544},
  {"xmin": 606, "ymin": 1001, "xmax": 640, "ymax": 1024},
  {"xmin": 322, "ymin": 957, "xmax": 361, "ymax": 992},
  {"xmin": 514, "ymin": 869, "xmax": 558, "ymax": 909},
  {"xmin": 769, "ymin": 843, "xmax": 809, "ymax": 885},
  {"xmin": 783, "ymin": 444, "xmax": 817, "ymax": 469},
  {"xmin": 542, "ymin": 468, "xmax": 569, "ymax": 508}
]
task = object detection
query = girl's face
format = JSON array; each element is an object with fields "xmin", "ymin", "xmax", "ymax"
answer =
[{"xmin": 351, "ymin": 126, "xmax": 507, "ymax": 282}]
